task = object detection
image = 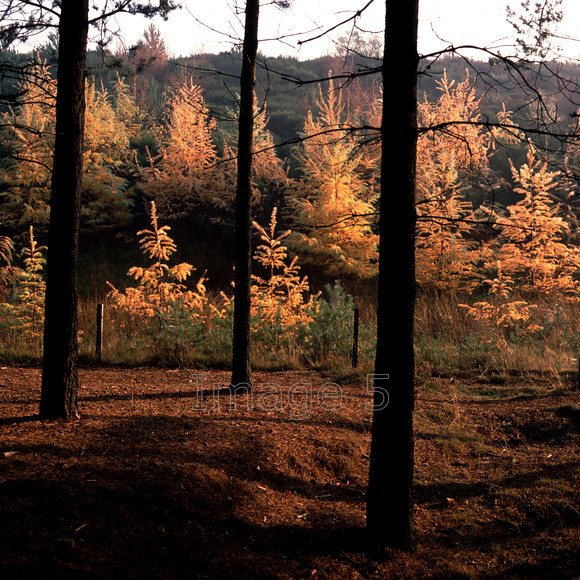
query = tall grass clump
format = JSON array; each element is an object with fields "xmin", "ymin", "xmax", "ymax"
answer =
[{"xmin": 415, "ymin": 290, "xmax": 579, "ymax": 378}]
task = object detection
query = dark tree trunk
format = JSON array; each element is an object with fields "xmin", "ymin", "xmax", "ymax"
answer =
[
  {"xmin": 366, "ymin": 0, "xmax": 419, "ymax": 549},
  {"xmin": 231, "ymin": 0, "xmax": 259, "ymax": 388},
  {"xmin": 39, "ymin": 0, "xmax": 89, "ymax": 419}
]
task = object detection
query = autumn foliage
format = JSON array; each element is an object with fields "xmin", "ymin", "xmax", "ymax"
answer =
[
  {"xmin": 0, "ymin": 36, "xmax": 578, "ymax": 370},
  {"xmin": 107, "ymin": 201, "xmax": 208, "ymax": 323},
  {"xmin": 290, "ymin": 81, "xmax": 378, "ymax": 278}
]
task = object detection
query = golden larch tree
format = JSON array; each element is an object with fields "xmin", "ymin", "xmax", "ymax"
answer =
[
  {"xmin": 415, "ymin": 72, "xmax": 491, "ymax": 291},
  {"xmin": 82, "ymin": 81, "xmax": 134, "ymax": 227},
  {"xmin": 107, "ymin": 201, "xmax": 208, "ymax": 321},
  {"xmin": 0, "ymin": 64, "xmax": 55, "ymax": 230},
  {"xmin": 139, "ymin": 79, "xmax": 219, "ymax": 219},
  {"xmin": 494, "ymin": 146, "xmax": 580, "ymax": 297},
  {"xmin": 290, "ymin": 80, "xmax": 378, "ymax": 279},
  {"xmin": 0, "ymin": 70, "xmax": 135, "ymax": 232}
]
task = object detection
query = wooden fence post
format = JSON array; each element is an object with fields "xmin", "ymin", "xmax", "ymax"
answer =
[
  {"xmin": 96, "ymin": 303, "xmax": 104, "ymax": 362},
  {"xmin": 352, "ymin": 307, "xmax": 359, "ymax": 368}
]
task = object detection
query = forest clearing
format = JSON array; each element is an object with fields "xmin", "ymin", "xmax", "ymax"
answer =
[
  {"xmin": 1, "ymin": 0, "xmax": 580, "ymax": 574},
  {"xmin": 0, "ymin": 366, "xmax": 578, "ymax": 578}
]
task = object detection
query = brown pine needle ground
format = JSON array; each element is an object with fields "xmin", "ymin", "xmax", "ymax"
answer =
[{"xmin": 0, "ymin": 366, "xmax": 578, "ymax": 578}]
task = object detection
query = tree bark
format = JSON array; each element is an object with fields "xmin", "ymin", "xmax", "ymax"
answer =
[
  {"xmin": 366, "ymin": 0, "xmax": 419, "ymax": 549},
  {"xmin": 231, "ymin": 0, "xmax": 259, "ymax": 388},
  {"xmin": 39, "ymin": 0, "xmax": 89, "ymax": 419}
]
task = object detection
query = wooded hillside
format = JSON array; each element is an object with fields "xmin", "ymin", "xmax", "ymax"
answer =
[{"xmin": 0, "ymin": 25, "xmax": 578, "ymax": 372}]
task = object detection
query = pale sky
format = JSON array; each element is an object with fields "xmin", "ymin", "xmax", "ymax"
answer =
[{"xmin": 98, "ymin": 0, "xmax": 580, "ymax": 61}]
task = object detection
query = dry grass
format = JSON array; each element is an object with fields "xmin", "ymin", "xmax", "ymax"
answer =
[
  {"xmin": 2, "ymin": 292, "xmax": 578, "ymax": 384},
  {"xmin": 415, "ymin": 292, "xmax": 579, "ymax": 376}
]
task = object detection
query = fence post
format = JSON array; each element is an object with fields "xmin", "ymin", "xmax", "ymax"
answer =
[
  {"xmin": 352, "ymin": 307, "xmax": 359, "ymax": 368},
  {"xmin": 96, "ymin": 303, "xmax": 104, "ymax": 362}
]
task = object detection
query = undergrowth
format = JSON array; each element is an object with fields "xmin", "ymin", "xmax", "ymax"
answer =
[
  {"xmin": 0, "ymin": 210, "xmax": 578, "ymax": 381},
  {"xmin": 1, "ymin": 288, "xmax": 577, "ymax": 385}
]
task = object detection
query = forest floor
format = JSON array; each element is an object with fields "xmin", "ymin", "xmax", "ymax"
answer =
[{"xmin": 0, "ymin": 365, "xmax": 578, "ymax": 579}]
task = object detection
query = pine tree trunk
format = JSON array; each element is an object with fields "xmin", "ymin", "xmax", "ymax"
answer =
[
  {"xmin": 39, "ymin": 0, "xmax": 89, "ymax": 419},
  {"xmin": 366, "ymin": 0, "xmax": 419, "ymax": 549},
  {"xmin": 231, "ymin": 0, "xmax": 259, "ymax": 388}
]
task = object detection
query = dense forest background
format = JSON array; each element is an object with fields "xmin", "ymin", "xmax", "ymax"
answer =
[{"xmin": 0, "ymin": 24, "xmax": 578, "ymax": 371}]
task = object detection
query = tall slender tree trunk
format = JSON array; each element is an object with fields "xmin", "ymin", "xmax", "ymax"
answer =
[
  {"xmin": 231, "ymin": 0, "xmax": 259, "ymax": 388},
  {"xmin": 39, "ymin": 0, "xmax": 89, "ymax": 419},
  {"xmin": 366, "ymin": 0, "xmax": 419, "ymax": 549}
]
